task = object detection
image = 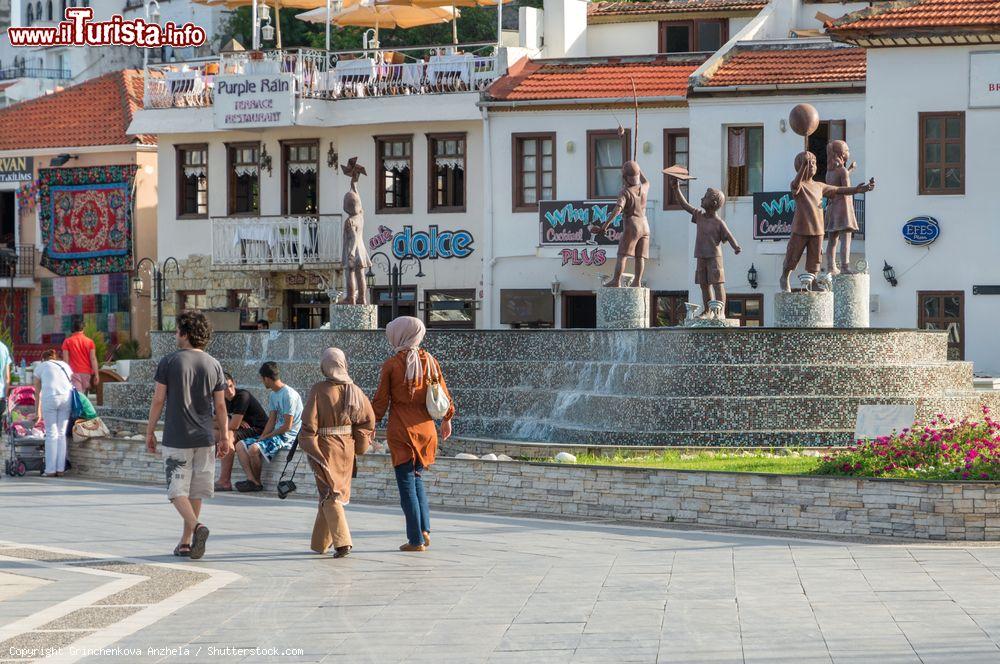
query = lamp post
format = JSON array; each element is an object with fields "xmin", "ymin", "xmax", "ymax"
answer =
[
  {"xmin": 366, "ymin": 251, "xmax": 425, "ymax": 322},
  {"xmin": 142, "ymin": 0, "xmax": 161, "ymax": 71},
  {"xmin": 133, "ymin": 256, "xmax": 179, "ymax": 332}
]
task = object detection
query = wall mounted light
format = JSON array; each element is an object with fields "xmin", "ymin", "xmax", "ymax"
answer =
[
  {"xmin": 747, "ymin": 263, "xmax": 758, "ymax": 290},
  {"xmin": 566, "ymin": 141, "xmax": 575, "ymax": 154},
  {"xmin": 260, "ymin": 22, "xmax": 275, "ymax": 42},
  {"xmin": 642, "ymin": 141, "xmax": 652, "ymax": 154},
  {"xmin": 259, "ymin": 144, "xmax": 273, "ymax": 176},
  {"xmin": 882, "ymin": 260, "xmax": 898, "ymax": 287},
  {"xmin": 779, "ymin": 118, "xmax": 787, "ymax": 133},
  {"xmin": 550, "ymin": 280, "xmax": 561, "ymax": 296},
  {"xmin": 49, "ymin": 153, "xmax": 77, "ymax": 167},
  {"xmin": 327, "ymin": 142, "xmax": 338, "ymax": 169}
]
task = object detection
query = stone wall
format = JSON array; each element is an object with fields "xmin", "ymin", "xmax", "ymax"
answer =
[{"xmin": 69, "ymin": 438, "xmax": 1000, "ymax": 542}]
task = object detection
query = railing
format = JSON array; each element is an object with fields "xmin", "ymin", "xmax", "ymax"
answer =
[
  {"xmin": 144, "ymin": 42, "xmax": 501, "ymax": 109},
  {"xmin": 0, "ymin": 67, "xmax": 71, "ymax": 81},
  {"xmin": 14, "ymin": 245, "xmax": 35, "ymax": 278},
  {"xmin": 211, "ymin": 215, "xmax": 342, "ymax": 268}
]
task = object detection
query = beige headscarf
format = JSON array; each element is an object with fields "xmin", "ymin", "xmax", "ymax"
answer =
[
  {"xmin": 386, "ymin": 316, "xmax": 427, "ymax": 395},
  {"xmin": 320, "ymin": 347, "xmax": 365, "ymax": 416}
]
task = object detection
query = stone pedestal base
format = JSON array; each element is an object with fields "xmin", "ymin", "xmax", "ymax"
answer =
[
  {"xmin": 833, "ymin": 272, "xmax": 870, "ymax": 328},
  {"xmin": 775, "ymin": 291, "xmax": 833, "ymax": 328},
  {"xmin": 597, "ymin": 287, "xmax": 650, "ymax": 329},
  {"xmin": 329, "ymin": 304, "xmax": 377, "ymax": 330},
  {"xmin": 683, "ymin": 317, "xmax": 741, "ymax": 328}
]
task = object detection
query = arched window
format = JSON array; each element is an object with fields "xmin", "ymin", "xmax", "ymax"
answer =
[
  {"xmin": 61, "ymin": 0, "xmax": 66, "ymax": 17},
  {"xmin": 35, "ymin": 2, "xmax": 42, "ymax": 21},
  {"xmin": 46, "ymin": 0, "xmax": 52, "ymax": 20},
  {"xmin": 26, "ymin": 5, "xmax": 33, "ymax": 23}
]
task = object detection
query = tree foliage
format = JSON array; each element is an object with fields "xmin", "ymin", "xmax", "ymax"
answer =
[{"xmin": 220, "ymin": 1, "xmax": 541, "ymax": 52}]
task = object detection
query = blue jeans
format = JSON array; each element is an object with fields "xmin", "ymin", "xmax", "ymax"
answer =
[{"xmin": 394, "ymin": 460, "xmax": 429, "ymax": 546}]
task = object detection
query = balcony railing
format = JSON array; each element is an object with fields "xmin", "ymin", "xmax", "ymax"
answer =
[
  {"xmin": 211, "ymin": 215, "xmax": 342, "ymax": 269},
  {"xmin": 144, "ymin": 43, "xmax": 501, "ymax": 109},
  {"xmin": 0, "ymin": 67, "xmax": 71, "ymax": 81},
  {"xmin": 15, "ymin": 244, "xmax": 35, "ymax": 278}
]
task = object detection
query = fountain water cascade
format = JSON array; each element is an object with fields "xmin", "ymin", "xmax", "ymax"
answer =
[{"xmin": 100, "ymin": 328, "xmax": 999, "ymax": 447}]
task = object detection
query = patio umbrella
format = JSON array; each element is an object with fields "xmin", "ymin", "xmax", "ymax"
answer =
[
  {"xmin": 378, "ymin": 0, "xmax": 511, "ymax": 45},
  {"xmin": 296, "ymin": 3, "xmax": 457, "ymax": 46}
]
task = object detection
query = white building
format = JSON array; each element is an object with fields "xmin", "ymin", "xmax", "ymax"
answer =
[
  {"xmin": 828, "ymin": 0, "xmax": 1000, "ymax": 373},
  {"xmin": 0, "ymin": 0, "xmax": 228, "ymax": 106},
  {"xmin": 127, "ymin": 0, "xmax": 1000, "ymax": 374}
]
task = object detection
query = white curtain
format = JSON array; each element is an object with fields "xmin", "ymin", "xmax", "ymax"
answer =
[
  {"xmin": 384, "ymin": 159, "xmax": 410, "ymax": 173},
  {"xmin": 234, "ymin": 164, "xmax": 259, "ymax": 177},
  {"xmin": 183, "ymin": 165, "xmax": 206, "ymax": 178},
  {"xmin": 288, "ymin": 163, "xmax": 317, "ymax": 175},
  {"xmin": 435, "ymin": 157, "xmax": 463, "ymax": 169}
]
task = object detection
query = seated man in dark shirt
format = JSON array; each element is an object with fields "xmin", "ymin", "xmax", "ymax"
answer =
[{"xmin": 215, "ymin": 372, "xmax": 269, "ymax": 491}]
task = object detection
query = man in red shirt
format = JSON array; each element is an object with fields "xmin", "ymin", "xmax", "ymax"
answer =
[{"xmin": 61, "ymin": 317, "xmax": 99, "ymax": 393}]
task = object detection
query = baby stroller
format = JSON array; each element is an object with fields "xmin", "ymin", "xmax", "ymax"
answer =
[{"xmin": 4, "ymin": 386, "xmax": 45, "ymax": 477}]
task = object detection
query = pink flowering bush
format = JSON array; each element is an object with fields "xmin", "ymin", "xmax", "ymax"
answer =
[{"xmin": 815, "ymin": 407, "xmax": 1000, "ymax": 481}]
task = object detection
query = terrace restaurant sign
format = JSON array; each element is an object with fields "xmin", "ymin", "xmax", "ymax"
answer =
[{"xmin": 213, "ymin": 74, "xmax": 296, "ymax": 129}]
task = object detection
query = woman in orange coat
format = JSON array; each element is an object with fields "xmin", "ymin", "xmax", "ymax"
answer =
[{"xmin": 372, "ymin": 316, "xmax": 455, "ymax": 552}]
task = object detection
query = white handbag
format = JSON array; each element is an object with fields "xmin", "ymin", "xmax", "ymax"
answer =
[{"xmin": 424, "ymin": 355, "xmax": 450, "ymax": 420}]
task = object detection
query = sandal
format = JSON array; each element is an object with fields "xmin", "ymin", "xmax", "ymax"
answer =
[
  {"xmin": 235, "ymin": 480, "xmax": 263, "ymax": 493},
  {"xmin": 173, "ymin": 544, "xmax": 191, "ymax": 557},
  {"xmin": 189, "ymin": 523, "xmax": 210, "ymax": 560},
  {"xmin": 423, "ymin": 531, "xmax": 430, "ymax": 547},
  {"xmin": 214, "ymin": 483, "xmax": 232, "ymax": 492},
  {"xmin": 333, "ymin": 546, "xmax": 352, "ymax": 559}
]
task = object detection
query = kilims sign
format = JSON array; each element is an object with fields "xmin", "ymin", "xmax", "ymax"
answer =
[{"xmin": 0, "ymin": 156, "xmax": 33, "ymax": 183}]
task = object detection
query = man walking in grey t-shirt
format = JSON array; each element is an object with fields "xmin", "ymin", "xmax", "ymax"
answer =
[{"xmin": 146, "ymin": 310, "xmax": 232, "ymax": 559}]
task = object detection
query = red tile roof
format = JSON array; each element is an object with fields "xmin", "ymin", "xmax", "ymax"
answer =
[
  {"xmin": 828, "ymin": 0, "xmax": 1000, "ymax": 33},
  {"xmin": 589, "ymin": 0, "xmax": 767, "ymax": 17},
  {"xmin": 700, "ymin": 45, "xmax": 866, "ymax": 87},
  {"xmin": 0, "ymin": 70, "xmax": 155, "ymax": 151},
  {"xmin": 486, "ymin": 56, "xmax": 704, "ymax": 102}
]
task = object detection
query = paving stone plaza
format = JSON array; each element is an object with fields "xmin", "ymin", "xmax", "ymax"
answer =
[{"xmin": 3, "ymin": 478, "xmax": 1000, "ymax": 663}]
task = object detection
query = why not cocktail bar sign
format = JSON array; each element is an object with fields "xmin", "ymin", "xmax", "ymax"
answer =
[
  {"xmin": 0, "ymin": 156, "xmax": 33, "ymax": 183},
  {"xmin": 752, "ymin": 191, "xmax": 866, "ymax": 240},
  {"xmin": 539, "ymin": 200, "xmax": 622, "ymax": 246},
  {"xmin": 213, "ymin": 74, "xmax": 296, "ymax": 129}
]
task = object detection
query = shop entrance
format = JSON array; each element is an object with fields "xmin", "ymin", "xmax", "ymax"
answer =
[
  {"xmin": 562, "ymin": 291, "xmax": 596, "ymax": 328},
  {"xmin": 0, "ymin": 191, "xmax": 14, "ymax": 246},
  {"xmin": 286, "ymin": 290, "xmax": 330, "ymax": 329}
]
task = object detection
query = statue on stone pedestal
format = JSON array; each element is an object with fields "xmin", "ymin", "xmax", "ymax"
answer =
[
  {"xmin": 667, "ymin": 172, "xmax": 741, "ymax": 317},
  {"xmin": 340, "ymin": 157, "xmax": 372, "ymax": 305},
  {"xmin": 779, "ymin": 104, "xmax": 874, "ymax": 292},
  {"xmin": 589, "ymin": 142, "xmax": 650, "ymax": 286},
  {"xmin": 824, "ymin": 139, "xmax": 863, "ymax": 276}
]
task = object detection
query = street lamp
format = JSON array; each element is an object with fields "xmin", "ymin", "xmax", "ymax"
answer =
[
  {"xmin": 142, "ymin": 0, "xmax": 161, "ymax": 71},
  {"xmin": 133, "ymin": 256, "xmax": 179, "ymax": 332},
  {"xmin": 367, "ymin": 251, "xmax": 425, "ymax": 322}
]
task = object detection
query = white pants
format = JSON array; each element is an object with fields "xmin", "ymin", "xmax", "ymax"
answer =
[{"xmin": 43, "ymin": 394, "xmax": 71, "ymax": 474}]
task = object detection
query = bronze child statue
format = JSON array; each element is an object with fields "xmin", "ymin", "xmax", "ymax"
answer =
[
  {"xmin": 669, "ymin": 177, "xmax": 741, "ymax": 316},
  {"xmin": 340, "ymin": 157, "xmax": 372, "ymax": 305},
  {"xmin": 590, "ymin": 156, "xmax": 650, "ymax": 288},
  {"xmin": 780, "ymin": 150, "xmax": 874, "ymax": 292},
  {"xmin": 824, "ymin": 139, "xmax": 861, "ymax": 276}
]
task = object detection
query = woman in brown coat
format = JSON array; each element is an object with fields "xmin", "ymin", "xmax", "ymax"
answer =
[
  {"xmin": 298, "ymin": 347, "xmax": 375, "ymax": 558},
  {"xmin": 372, "ymin": 316, "xmax": 455, "ymax": 552}
]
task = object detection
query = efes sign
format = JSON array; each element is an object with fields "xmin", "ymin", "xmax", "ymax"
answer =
[
  {"xmin": 902, "ymin": 216, "xmax": 940, "ymax": 246},
  {"xmin": 0, "ymin": 156, "xmax": 33, "ymax": 183}
]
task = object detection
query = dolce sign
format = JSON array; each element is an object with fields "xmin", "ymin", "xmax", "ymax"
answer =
[
  {"xmin": 213, "ymin": 74, "xmax": 296, "ymax": 129},
  {"xmin": 390, "ymin": 225, "xmax": 474, "ymax": 260},
  {"xmin": 969, "ymin": 52, "xmax": 1000, "ymax": 108}
]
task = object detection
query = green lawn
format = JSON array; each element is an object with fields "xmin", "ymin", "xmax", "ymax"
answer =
[{"xmin": 546, "ymin": 451, "xmax": 824, "ymax": 475}]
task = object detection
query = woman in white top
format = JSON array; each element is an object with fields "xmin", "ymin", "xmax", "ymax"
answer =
[{"xmin": 33, "ymin": 348, "xmax": 74, "ymax": 477}]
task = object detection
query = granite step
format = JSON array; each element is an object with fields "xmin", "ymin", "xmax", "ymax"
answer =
[
  {"xmin": 121, "ymin": 359, "xmax": 974, "ymax": 399},
  {"xmin": 151, "ymin": 328, "xmax": 951, "ymax": 366}
]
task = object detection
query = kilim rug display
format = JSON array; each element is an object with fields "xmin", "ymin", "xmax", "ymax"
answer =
[{"xmin": 38, "ymin": 165, "xmax": 138, "ymax": 276}]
